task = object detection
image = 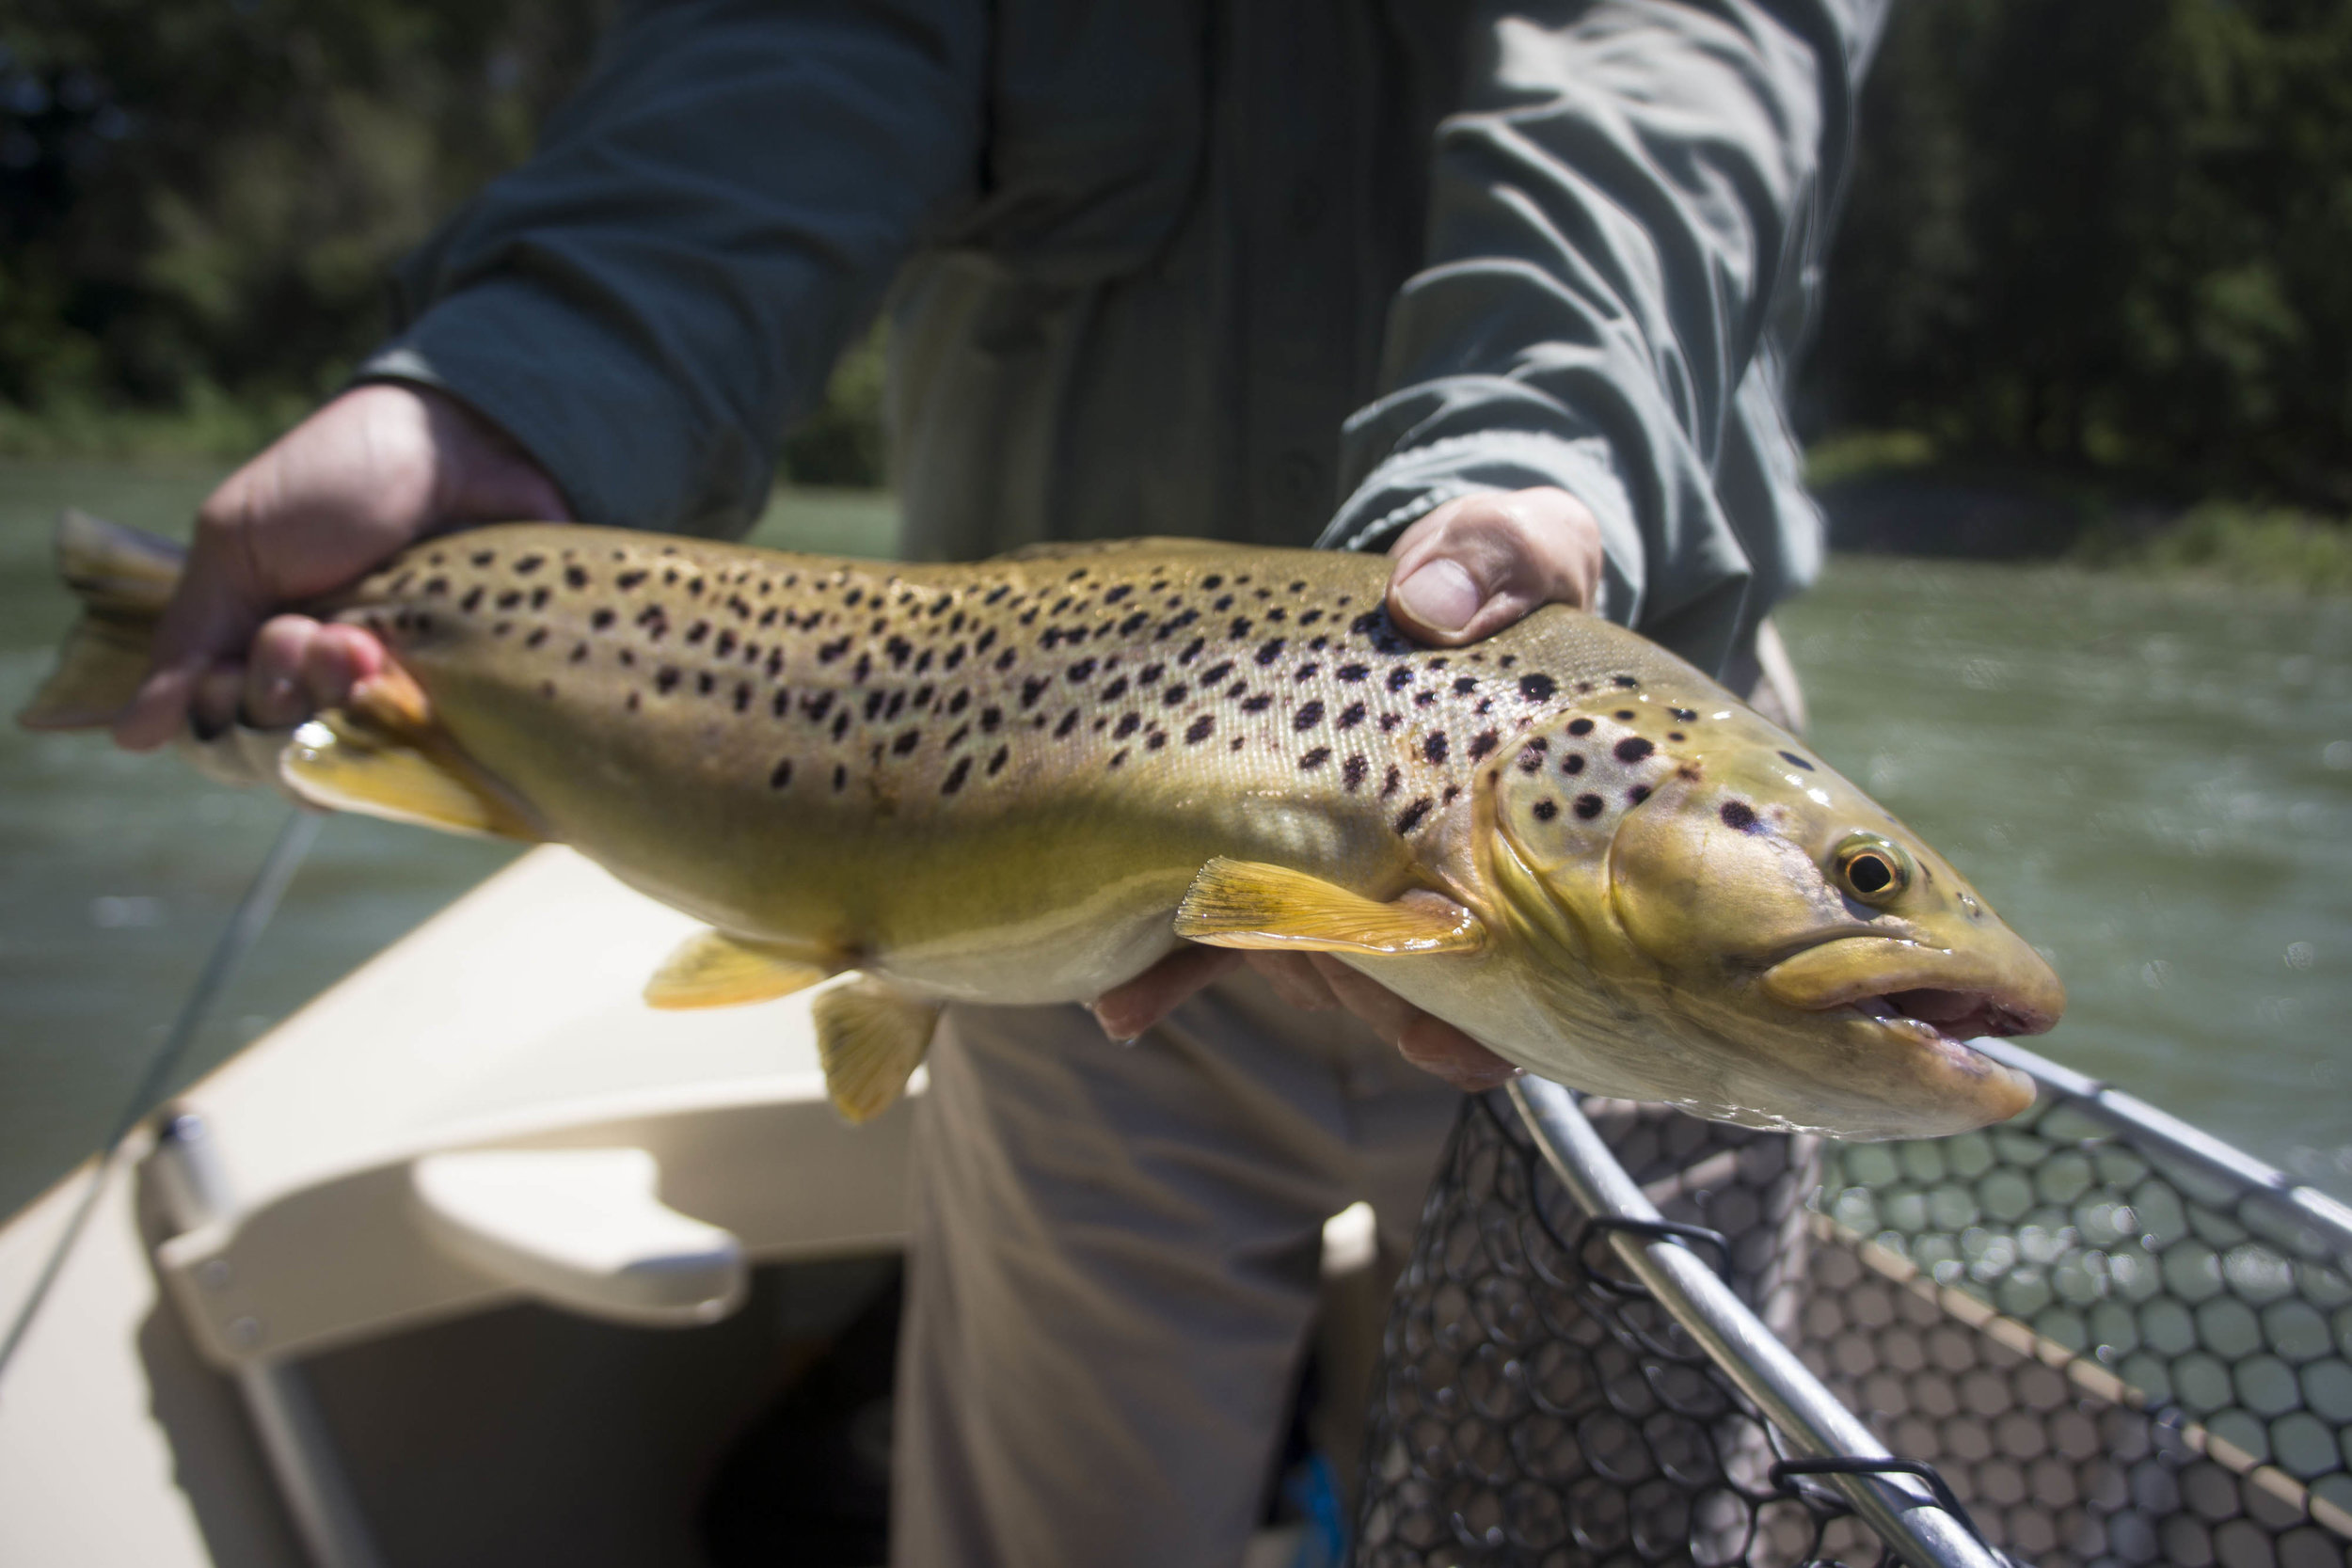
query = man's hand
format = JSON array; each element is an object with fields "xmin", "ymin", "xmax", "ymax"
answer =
[
  {"xmin": 113, "ymin": 382, "xmax": 570, "ymax": 750},
  {"xmin": 1092, "ymin": 487, "xmax": 1604, "ymax": 1091}
]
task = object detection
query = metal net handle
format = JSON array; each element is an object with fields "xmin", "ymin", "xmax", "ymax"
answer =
[{"xmin": 1507, "ymin": 1079, "xmax": 2008, "ymax": 1568}]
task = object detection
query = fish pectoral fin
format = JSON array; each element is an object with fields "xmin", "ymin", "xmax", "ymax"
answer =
[
  {"xmin": 280, "ymin": 715, "xmax": 542, "ymax": 842},
  {"xmin": 811, "ymin": 978, "xmax": 940, "ymax": 1125},
  {"xmin": 1173, "ymin": 859, "xmax": 1485, "ymax": 956},
  {"xmin": 644, "ymin": 930, "xmax": 834, "ymax": 1010}
]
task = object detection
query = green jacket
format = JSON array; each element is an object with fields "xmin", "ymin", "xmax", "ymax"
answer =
[{"xmin": 362, "ymin": 0, "xmax": 1885, "ymax": 676}]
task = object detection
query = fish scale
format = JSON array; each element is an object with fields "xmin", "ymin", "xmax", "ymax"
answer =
[{"xmin": 26, "ymin": 515, "xmax": 2066, "ymax": 1137}]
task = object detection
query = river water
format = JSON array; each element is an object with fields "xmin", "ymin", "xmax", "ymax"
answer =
[{"xmin": 2, "ymin": 459, "xmax": 2346, "ymax": 1220}]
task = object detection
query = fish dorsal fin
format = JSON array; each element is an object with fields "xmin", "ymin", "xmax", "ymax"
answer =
[
  {"xmin": 282, "ymin": 712, "xmax": 542, "ymax": 842},
  {"xmin": 995, "ymin": 536, "xmax": 1229, "ymax": 563},
  {"xmin": 811, "ymin": 978, "xmax": 940, "ymax": 1124},
  {"xmin": 1174, "ymin": 859, "xmax": 1486, "ymax": 956},
  {"xmin": 644, "ymin": 930, "xmax": 834, "ymax": 1010}
]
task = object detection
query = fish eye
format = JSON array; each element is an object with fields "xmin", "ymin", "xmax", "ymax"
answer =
[{"xmin": 1834, "ymin": 834, "xmax": 1911, "ymax": 905}]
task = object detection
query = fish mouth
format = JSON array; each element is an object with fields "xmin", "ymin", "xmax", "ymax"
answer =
[{"xmin": 1759, "ymin": 933, "xmax": 2063, "ymax": 1071}]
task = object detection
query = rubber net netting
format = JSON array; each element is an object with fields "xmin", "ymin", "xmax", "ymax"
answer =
[{"xmin": 1352, "ymin": 1086, "xmax": 2352, "ymax": 1568}]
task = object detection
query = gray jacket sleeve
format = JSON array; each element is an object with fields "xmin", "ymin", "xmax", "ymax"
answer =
[
  {"xmin": 1321, "ymin": 0, "xmax": 1886, "ymax": 672},
  {"xmin": 360, "ymin": 0, "xmax": 986, "ymax": 538}
]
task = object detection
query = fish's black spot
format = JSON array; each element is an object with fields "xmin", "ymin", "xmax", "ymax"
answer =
[
  {"xmin": 460, "ymin": 586, "xmax": 485, "ymax": 613},
  {"xmin": 1562, "ymin": 754, "xmax": 1586, "ymax": 775},
  {"xmin": 1295, "ymin": 700, "xmax": 1325, "ymax": 730},
  {"xmin": 1627, "ymin": 784, "xmax": 1651, "ymax": 805},
  {"xmin": 1021, "ymin": 675, "xmax": 1050, "ymax": 708},
  {"xmin": 1614, "ymin": 736, "xmax": 1654, "ymax": 764},
  {"xmin": 987, "ymin": 746, "xmax": 1009, "ymax": 776},
  {"xmin": 1779, "ymin": 751, "xmax": 1815, "ymax": 771},
  {"xmin": 1163, "ymin": 684, "xmax": 1189, "ymax": 705},
  {"xmin": 590, "ymin": 608, "xmax": 614, "ymax": 630},
  {"xmin": 1342, "ymin": 754, "xmax": 1368, "ymax": 791},
  {"xmin": 733, "ymin": 684, "xmax": 752, "ymax": 713},
  {"xmin": 1518, "ymin": 673, "xmax": 1557, "ymax": 702},
  {"xmin": 1454, "ymin": 676, "xmax": 1477, "ymax": 696},
  {"xmin": 1102, "ymin": 676, "xmax": 1130, "ymax": 702},
  {"xmin": 1241, "ymin": 694, "xmax": 1272, "ymax": 714},
  {"xmin": 1670, "ymin": 706, "xmax": 1697, "ymax": 722},
  {"xmin": 1668, "ymin": 732, "xmax": 1685, "ymax": 742},
  {"xmin": 697, "ymin": 673, "xmax": 716, "ymax": 696},
  {"xmin": 1423, "ymin": 732, "xmax": 1448, "ymax": 764},
  {"xmin": 1184, "ymin": 715, "xmax": 1214, "ymax": 744},
  {"xmin": 770, "ymin": 759, "xmax": 794, "ymax": 789},
  {"xmin": 471, "ymin": 550, "xmax": 496, "ymax": 568},
  {"xmin": 496, "ymin": 589, "xmax": 524, "ymax": 610},
  {"xmin": 565, "ymin": 565, "xmax": 589, "ymax": 589},
  {"xmin": 1566, "ymin": 718, "xmax": 1595, "ymax": 736},
  {"xmin": 1721, "ymin": 800, "xmax": 1758, "ymax": 832},
  {"xmin": 943, "ymin": 756, "xmax": 972, "ymax": 795},
  {"xmin": 893, "ymin": 730, "xmax": 922, "ymax": 755},
  {"xmin": 1387, "ymin": 668, "xmax": 1413, "ymax": 692},
  {"xmin": 1382, "ymin": 766, "xmax": 1402, "ymax": 797},
  {"xmin": 981, "ymin": 706, "xmax": 1003, "ymax": 732},
  {"xmin": 1294, "ymin": 662, "xmax": 1319, "ymax": 682},
  {"xmin": 833, "ymin": 764, "xmax": 848, "ymax": 792},
  {"xmin": 1146, "ymin": 731, "xmax": 1167, "ymax": 751},
  {"xmin": 1614, "ymin": 709, "xmax": 1634, "ymax": 721},
  {"xmin": 1256, "ymin": 639, "xmax": 1286, "ymax": 666},
  {"xmin": 1299, "ymin": 746, "xmax": 1330, "ymax": 769},
  {"xmin": 1470, "ymin": 730, "xmax": 1499, "ymax": 761},
  {"xmin": 1613, "ymin": 674, "xmax": 1639, "ymax": 689},
  {"xmin": 1200, "ymin": 660, "xmax": 1232, "ymax": 685},
  {"xmin": 1057, "ymin": 709, "xmax": 1081, "ymax": 738},
  {"xmin": 1395, "ymin": 798, "xmax": 1434, "ymax": 834},
  {"xmin": 1338, "ymin": 702, "xmax": 1366, "ymax": 730},
  {"xmin": 1518, "ymin": 745, "xmax": 1546, "ymax": 773},
  {"xmin": 1574, "ymin": 793, "xmax": 1604, "ymax": 819},
  {"xmin": 1115, "ymin": 713, "xmax": 1141, "ymax": 739},
  {"xmin": 525, "ymin": 627, "xmax": 548, "ymax": 648},
  {"xmin": 656, "ymin": 667, "xmax": 681, "ymax": 694},
  {"xmin": 1533, "ymin": 800, "xmax": 1559, "ymax": 822},
  {"xmin": 1069, "ymin": 657, "xmax": 1097, "ymax": 681},
  {"xmin": 1338, "ymin": 663, "xmax": 1369, "ymax": 682}
]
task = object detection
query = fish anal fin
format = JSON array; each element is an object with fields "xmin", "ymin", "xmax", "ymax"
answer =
[
  {"xmin": 811, "ymin": 978, "xmax": 940, "ymax": 1125},
  {"xmin": 644, "ymin": 929, "xmax": 834, "ymax": 1010},
  {"xmin": 281, "ymin": 718, "xmax": 542, "ymax": 842},
  {"xmin": 1174, "ymin": 858, "xmax": 1485, "ymax": 956}
]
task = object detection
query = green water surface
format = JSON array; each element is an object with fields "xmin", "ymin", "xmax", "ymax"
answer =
[{"xmin": 1, "ymin": 460, "xmax": 2344, "ymax": 1220}]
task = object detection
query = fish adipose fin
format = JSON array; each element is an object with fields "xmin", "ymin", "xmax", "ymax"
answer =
[
  {"xmin": 17, "ymin": 510, "xmax": 185, "ymax": 730},
  {"xmin": 282, "ymin": 708, "xmax": 542, "ymax": 842},
  {"xmin": 1174, "ymin": 859, "xmax": 1485, "ymax": 955},
  {"xmin": 644, "ymin": 930, "xmax": 834, "ymax": 1009},
  {"xmin": 811, "ymin": 978, "xmax": 939, "ymax": 1125}
]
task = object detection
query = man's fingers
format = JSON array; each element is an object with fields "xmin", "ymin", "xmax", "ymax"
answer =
[
  {"xmin": 1090, "ymin": 944, "xmax": 1243, "ymax": 1040},
  {"xmin": 1396, "ymin": 1014, "xmax": 1522, "ymax": 1092},
  {"xmin": 190, "ymin": 663, "xmax": 246, "ymax": 740},
  {"xmin": 1386, "ymin": 487, "xmax": 1604, "ymax": 646},
  {"xmin": 303, "ymin": 624, "xmax": 389, "ymax": 712},
  {"xmin": 241, "ymin": 616, "xmax": 323, "ymax": 729},
  {"xmin": 1245, "ymin": 951, "xmax": 1343, "ymax": 1012}
]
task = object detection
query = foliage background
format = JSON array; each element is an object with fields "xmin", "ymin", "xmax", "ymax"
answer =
[{"xmin": 2, "ymin": 0, "xmax": 2348, "ymax": 514}]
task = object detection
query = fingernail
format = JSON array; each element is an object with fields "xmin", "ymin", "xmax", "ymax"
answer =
[{"xmin": 1395, "ymin": 559, "xmax": 1482, "ymax": 634}]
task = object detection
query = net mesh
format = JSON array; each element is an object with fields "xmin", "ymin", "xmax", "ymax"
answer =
[{"xmin": 1353, "ymin": 1084, "xmax": 2352, "ymax": 1568}]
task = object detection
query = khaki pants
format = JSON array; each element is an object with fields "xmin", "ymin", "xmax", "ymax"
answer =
[{"xmin": 891, "ymin": 969, "xmax": 1462, "ymax": 1568}]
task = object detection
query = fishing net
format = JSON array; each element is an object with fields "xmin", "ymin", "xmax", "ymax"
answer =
[{"xmin": 1353, "ymin": 1067, "xmax": 2352, "ymax": 1568}]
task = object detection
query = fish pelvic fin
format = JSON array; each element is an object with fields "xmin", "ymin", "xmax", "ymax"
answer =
[
  {"xmin": 644, "ymin": 929, "xmax": 835, "ymax": 1010},
  {"xmin": 811, "ymin": 978, "xmax": 939, "ymax": 1125},
  {"xmin": 1174, "ymin": 858, "xmax": 1486, "ymax": 956},
  {"xmin": 16, "ymin": 511, "xmax": 186, "ymax": 731},
  {"xmin": 281, "ymin": 699, "xmax": 543, "ymax": 842}
]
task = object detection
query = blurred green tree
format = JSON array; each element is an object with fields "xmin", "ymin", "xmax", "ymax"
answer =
[{"xmin": 1804, "ymin": 0, "xmax": 2352, "ymax": 510}]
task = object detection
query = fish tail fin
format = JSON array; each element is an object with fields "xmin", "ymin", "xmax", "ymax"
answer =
[{"xmin": 16, "ymin": 510, "xmax": 187, "ymax": 731}]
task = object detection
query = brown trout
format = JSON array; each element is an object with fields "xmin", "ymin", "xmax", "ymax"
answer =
[{"xmin": 24, "ymin": 513, "xmax": 2062, "ymax": 1138}]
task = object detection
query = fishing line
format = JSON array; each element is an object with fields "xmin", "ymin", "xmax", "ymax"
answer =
[{"xmin": 0, "ymin": 806, "xmax": 321, "ymax": 1396}]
